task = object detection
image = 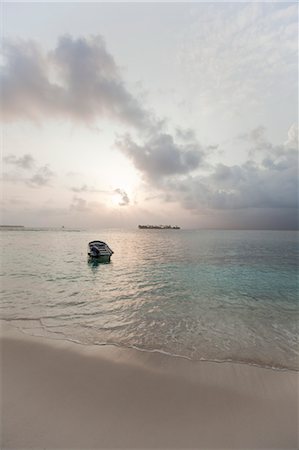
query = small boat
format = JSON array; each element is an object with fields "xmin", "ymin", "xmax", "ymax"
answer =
[{"xmin": 88, "ymin": 240, "xmax": 114, "ymax": 262}]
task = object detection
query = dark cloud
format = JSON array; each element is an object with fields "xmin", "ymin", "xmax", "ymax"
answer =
[
  {"xmin": 1, "ymin": 35, "xmax": 150, "ymax": 128},
  {"xmin": 4, "ymin": 153, "xmax": 35, "ymax": 169},
  {"xmin": 162, "ymin": 127, "xmax": 298, "ymax": 217},
  {"xmin": 122, "ymin": 125, "xmax": 298, "ymax": 228},
  {"xmin": 186, "ymin": 161, "xmax": 296, "ymax": 210},
  {"xmin": 117, "ymin": 132, "xmax": 204, "ymax": 182},
  {"xmin": 114, "ymin": 188, "xmax": 130, "ymax": 206},
  {"xmin": 196, "ymin": 207, "xmax": 298, "ymax": 231}
]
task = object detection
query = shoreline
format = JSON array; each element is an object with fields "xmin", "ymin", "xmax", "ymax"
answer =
[
  {"xmin": 1, "ymin": 323, "xmax": 298, "ymax": 449},
  {"xmin": 3, "ymin": 321, "xmax": 298, "ymax": 373}
]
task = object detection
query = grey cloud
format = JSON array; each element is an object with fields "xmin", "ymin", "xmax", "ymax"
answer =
[
  {"xmin": 70, "ymin": 184, "xmax": 105, "ymax": 193},
  {"xmin": 136, "ymin": 126, "xmax": 298, "ymax": 229},
  {"xmin": 238, "ymin": 126, "xmax": 272, "ymax": 158},
  {"xmin": 2, "ymin": 35, "xmax": 203, "ymax": 186},
  {"xmin": 70, "ymin": 196, "xmax": 89, "ymax": 212},
  {"xmin": 114, "ymin": 188, "xmax": 130, "ymax": 206},
  {"xmin": 27, "ymin": 165, "xmax": 54, "ymax": 187},
  {"xmin": 1, "ymin": 35, "xmax": 150, "ymax": 128},
  {"xmin": 206, "ymin": 144, "xmax": 219, "ymax": 151},
  {"xmin": 262, "ymin": 148, "xmax": 297, "ymax": 171},
  {"xmin": 198, "ymin": 207, "xmax": 298, "ymax": 231},
  {"xmin": 241, "ymin": 124, "xmax": 299, "ymax": 167},
  {"xmin": 4, "ymin": 153, "xmax": 35, "ymax": 169},
  {"xmin": 69, "ymin": 196, "xmax": 106, "ymax": 213},
  {"xmin": 2, "ymin": 154, "xmax": 55, "ymax": 188},
  {"xmin": 117, "ymin": 132, "xmax": 204, "ymax": 182},
  {"xmin": 2, "ymin": 172, "xmax": 22, "ymax": 183},
  {"xmin": 1, "ymin": 40, "xmax": 62, "ymax": 121},
  {"xmin": 238, "ymin": 126, "xmax": 267, "ymax": 143},
  {"xmin": 6, "ymin": 197, "xmax": 29, "ymax": 206},
  {"xmin": 285, "ymin": 123, "xmax": 298, "ymax": 148},
  {"xmin": 170, "ymin": 131, "xmax": 298, "ymax": 212},
  {"xmin": 175, "ymin": 127, "xmax": 197, "ymax": 142}
]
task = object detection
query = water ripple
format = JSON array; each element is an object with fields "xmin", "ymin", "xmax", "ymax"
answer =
[{"xmin": 1, "ymin": 228, "xmax": 298, "ymax": 370}]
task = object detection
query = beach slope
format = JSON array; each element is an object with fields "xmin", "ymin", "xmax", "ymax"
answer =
[{"xmin": 1, "ymin": 324, "xmax": 298, "ymax": 449}]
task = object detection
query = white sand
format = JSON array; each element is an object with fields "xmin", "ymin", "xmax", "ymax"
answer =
[{"xmin": 1, "ymin": 323, "xmax": 298, "ymax": 449}]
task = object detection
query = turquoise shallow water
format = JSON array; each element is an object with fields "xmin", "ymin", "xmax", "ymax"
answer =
[{"xmin": 1, "ymin": 229, "xmax": 298, "ymax": 370}]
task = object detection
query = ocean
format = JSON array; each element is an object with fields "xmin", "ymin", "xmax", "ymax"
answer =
[{"xmin": 1, "ymin": 228, "xmax": 298, "ymax": 370}]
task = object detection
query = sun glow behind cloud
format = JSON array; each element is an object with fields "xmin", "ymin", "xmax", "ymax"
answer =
[{"xmin": 108, "ymin": 160, "xmax": 141, "ymax": 196}]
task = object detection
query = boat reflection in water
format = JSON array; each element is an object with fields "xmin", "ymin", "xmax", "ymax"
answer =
[{"xmin": 87, "ymin": 258, "xmax": 111, "ymax": 273}]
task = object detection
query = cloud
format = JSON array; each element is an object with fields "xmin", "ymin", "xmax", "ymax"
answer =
[
  {"xmin": 177, "ymin": 3, "xmax": 297, "ymax": 113},
  {"xmin": 165, "ymin": 125, "xmax": 298, "ymax": 213},
  {"xmin": 70, "ymin": 196, "xmax": 89, "ymax": 212},
  {"xmin": 1, "ymin": 196, "xmax": 30, "ymax": 207},
  {"xmin": 114, "ymin": 188, "xmax": 130, "ymax": 206},
  {"xmin": 27, "ymin": 165, "xmax": 54, "ymax": 187},
  {"xmin": 2, "ymin": 27, "xmax": 297, "ymax": 229},
  {"xmin": 238, "ymin": 126, "xmax": 267, "ymax": 145},
  {"xmin": 69, "ymin": 196, "xmax": 109, "ymax": 215},
  {"xmin": 121, "ymin": 125, "xmax": 298, "ymax": 228},
  {"xmin": 285, "ymin": 123, "xmax": 298, "ymax": 148},
  {"xmin": 175, "ymin": 127, "xmax": 197, "ymax": 142},
  {"xmin": 1, "ymin": 33, "xmax": 205, "ymax": 188},
  {"xmin": 3, "ymin": 153, "xmax": 35, "ymax": 169},
  {"xmin": 70, "ymin": 184, "xmax": 105, "ymax": 193},
  {"xmin": 116, "ymin": 124, "xmax": 298, "ymax": 228},
  {"xmin": 238, "ymin": 123, "xmax": 298, "ymax": 168},
  {"xmin": 1, "ymin": 35, "xmax": 151, "ymax": 128},
  {"xmin": 3, "ymin": 154, "xmax": 55, "ymax": 188},
  {"xmin": 70, "ymin": 185, "xmax": 130, "ymax": 207},
  {"xmin": 117, "ymin": 132, "xmax": 204, "ymax": 182},
  {"xmin": 238, "ymin": 126, "xmax": 273, "ymax": 158}
]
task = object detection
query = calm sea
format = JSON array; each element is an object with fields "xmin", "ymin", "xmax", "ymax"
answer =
[{"xmin": 1, "ymin": 228, "xmax": 298, "ymax": 370}]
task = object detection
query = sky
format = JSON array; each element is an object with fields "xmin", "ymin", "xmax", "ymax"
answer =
[{"xmin": 1, "ymin": 1, "xmax": 298, "ymax": 229}]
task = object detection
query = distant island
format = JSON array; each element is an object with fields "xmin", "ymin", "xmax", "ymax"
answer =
[
  {"xmin": 138, "ymin": 225, "xmax": 181, "ymax": 229},
  {"xmin": 0, "ymin": 225, "xmax": 24, "ymax": 229}
]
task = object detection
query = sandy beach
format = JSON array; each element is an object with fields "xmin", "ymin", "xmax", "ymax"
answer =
[{"xmin": 1, "ymin": 323, "xmax": 298, "ymax": 449}]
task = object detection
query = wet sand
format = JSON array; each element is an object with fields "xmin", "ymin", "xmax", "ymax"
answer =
[{"xmin": 1, "ymin": 323, "xmax": 298, "ymax": 449}]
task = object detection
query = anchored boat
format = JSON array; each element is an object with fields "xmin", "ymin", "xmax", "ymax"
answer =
[{"xmin": 88, "ymin": 240, "xmax": 114, "ymax": 262}]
